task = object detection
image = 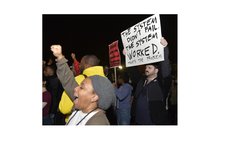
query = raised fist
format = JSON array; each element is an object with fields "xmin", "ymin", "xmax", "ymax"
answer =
[
  {"xmin": 71, "ymin": 53, "xmax": 76, "ymax": 60},
  {"xmin": 50, "ymin": 45, "xmax": 63, "ymax": 59}
]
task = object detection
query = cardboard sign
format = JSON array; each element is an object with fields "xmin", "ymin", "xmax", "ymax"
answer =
[
  {"xmin": 121, "ymin": 14, "xmax": 164, "ymax": 67},
  {"xmin": 109, "ymin": 40, "xmax": 121, "ymax": 68}
]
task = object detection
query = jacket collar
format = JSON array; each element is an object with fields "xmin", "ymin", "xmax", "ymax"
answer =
[{"xmin": 83, "ymin": 66, "xmax": 105, "ymax": 77}]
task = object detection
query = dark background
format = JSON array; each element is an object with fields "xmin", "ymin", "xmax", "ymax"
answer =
[{"xmin": 43, "ymin": 14, "xmax": 177, "ymax": 67}]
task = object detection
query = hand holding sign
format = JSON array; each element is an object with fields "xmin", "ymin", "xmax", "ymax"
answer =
[
  {"xmin": 122, "ymin": 48, "xmax": 127, "ymax": 56},
  {"xmin": 50, "ymin": 45, "xmax": 64, "ymax": 60},
  {"xmin": 160, "ymin": 37, "xmax": 168, "ymax": 47}
]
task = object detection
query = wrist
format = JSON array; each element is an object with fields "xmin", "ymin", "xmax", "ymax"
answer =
[{"xmin": 56, "ymin": 54, "xmax": 64, "ymax": 61}]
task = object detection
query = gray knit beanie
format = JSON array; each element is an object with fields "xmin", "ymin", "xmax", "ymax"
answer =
[{"xmin": 88, "ymin": 75, "xmax": 116, "ymax": 110}]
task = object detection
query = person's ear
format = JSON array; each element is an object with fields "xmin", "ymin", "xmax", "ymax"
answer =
[
  {"xmin": 155, "ymin": 68, "xmax": 159, "ymax": 74},
  {"xmin": 91, "ymin": 94, "xmax": 99, "ymax": 103}
]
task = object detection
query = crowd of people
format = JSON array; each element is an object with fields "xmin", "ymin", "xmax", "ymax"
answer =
[{"xmin": 42, "ymin": 37, "xmax": 177, "ymax": 125}]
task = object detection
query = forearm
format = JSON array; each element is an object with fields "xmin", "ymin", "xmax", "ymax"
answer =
[
  {"xmin": 161, "ymin": 46, "xmax": 171, "ymax": 78},
  {"xmin": 56, "ymin": 57, "xmax": 78, "ymax": 101}
]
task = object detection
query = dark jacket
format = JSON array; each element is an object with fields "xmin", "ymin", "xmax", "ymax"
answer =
[
  {"xmin": 45, "ymin": 75, "xmax": 63, "ymax": 114},
  {"xmin": 134, "ymin": 77, "xmax": 169, "ymax": 124},
  {"xmin": 133, "ymin": 46, "xmax": 171, "ymax": 124}
]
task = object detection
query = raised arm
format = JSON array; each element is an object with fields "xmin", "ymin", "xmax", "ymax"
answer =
[
  {"xmin": 160, "ymin": 37, "xmax": 171, "ymax": 78},
  {"xmin": 50, "ymin": 45, "xmax": 78, "ymax": 101}
]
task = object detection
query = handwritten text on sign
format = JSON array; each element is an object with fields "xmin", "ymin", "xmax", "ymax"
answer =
[{"xmin": 121, "ymin": 14, "xmax": 164, "ymax": 67}]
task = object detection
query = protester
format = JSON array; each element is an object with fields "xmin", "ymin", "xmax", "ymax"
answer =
[
  {"xmin": 66, "ymin": 75, "xmax": 115, "ymax": 125},
  {"xmin": 114, "ymin": 72, "xmax": 133, "ymax": 125},
  {"xmin": 50, "ymin": 45, "xmax": 116, "ymax": 124},
  {"xmin": 128, "ymin": 37, "xmax": 171, "ymax": 125},
  {"xmin": 58, "ymin": 55, "xmax": 104, "ymax": 120},
  {"xmin": 43, "ymin": 65, "xmax": 64, "ymax": 124}
]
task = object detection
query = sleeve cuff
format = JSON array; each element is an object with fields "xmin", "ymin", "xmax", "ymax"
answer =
[{"xmin": 56, "ymin": 57, "xmax": 68, "ymax": 65}]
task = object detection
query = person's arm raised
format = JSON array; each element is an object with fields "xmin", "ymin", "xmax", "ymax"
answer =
[
  {"xmin": 51, "ymin": 45, "xmax": 78, "ymax": 101},
  {"xmin": 160, "ymin": 37, "xmax": 171, "ymax": 78}
]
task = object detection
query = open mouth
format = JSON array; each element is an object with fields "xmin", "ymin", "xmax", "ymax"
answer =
[{"xmin": 74, "ymin": 96, "xmax": 78, "ymax": 100}]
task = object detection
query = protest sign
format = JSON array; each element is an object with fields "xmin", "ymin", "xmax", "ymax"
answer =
[
  {"xmin": 121, "ymin": 14, "xmax": 164, "ymax": 67},
  {"xmin": 109, "ymin": 40, "xmax": 121, "ymax": 68}
]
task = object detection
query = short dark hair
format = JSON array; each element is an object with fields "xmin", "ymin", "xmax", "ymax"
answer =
[
  {"xmin": 118, "ymin": 72, "xmax": 129, "ymax": 83},
  {"xmin": 84, "ymin": 55, "xmax": 100, "ymax": 66},
  {"xmin": 44, "ymin": 65, "xmax": 56, "ymax": 72}
]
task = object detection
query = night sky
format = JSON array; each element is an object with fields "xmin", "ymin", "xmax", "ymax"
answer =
[{"xmin": 42, "ymin": 14, "xmax": 177, "ymax": 67}]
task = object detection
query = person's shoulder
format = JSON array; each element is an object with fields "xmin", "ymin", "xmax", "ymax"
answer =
[
  {"xmin": 124, "ymin": 83, "xmax": 133, "ymax": 89},
  {"xmin": 86, "ymin": 110, "xmax": 109, "ymax": 125},
  {"xmin": 83, "ymin": 66, "xmax": 105, "ymax": 77},
  {"xmin": 138, "ymin": 76, "xmax": 146, "ymax": 82}
]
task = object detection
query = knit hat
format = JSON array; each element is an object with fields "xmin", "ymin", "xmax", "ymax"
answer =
[{"xmin": 88, "ymin": 75, "xmax": 116, "ymax": 110}]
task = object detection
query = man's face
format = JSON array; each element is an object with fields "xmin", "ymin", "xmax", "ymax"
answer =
[
  {"xmin": 145, "ymin": 65, "xmax": 158, "ymax": 77},
  {"xmin": 73, "ymin": 78, "xmax": 96, "ymax": 110}
]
